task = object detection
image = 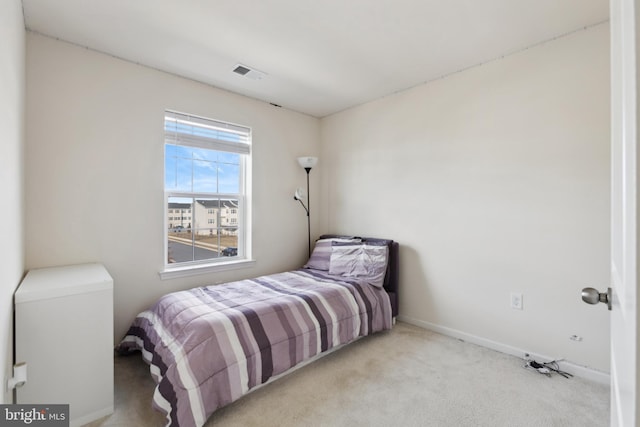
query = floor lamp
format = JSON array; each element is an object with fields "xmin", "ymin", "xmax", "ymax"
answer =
[{"xmin": 294, "ymin": 156, "xmax": 318, "ymax": 258}]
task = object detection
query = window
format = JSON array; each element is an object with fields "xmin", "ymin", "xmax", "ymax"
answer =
[{"xmin": 164, "ymin": 110, "xmax": 251, "ymax": 272}]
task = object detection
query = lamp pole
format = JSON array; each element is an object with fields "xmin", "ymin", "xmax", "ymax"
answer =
[
  {"xmin": 304, "ymin": 167, "xmax": 311, "ymax": 259},
  {"xmin": 296, "ymin": 156, "xmax": 318, "ymax": 259}
]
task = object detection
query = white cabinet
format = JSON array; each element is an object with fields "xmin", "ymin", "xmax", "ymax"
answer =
[{"xmin": 15, "ymin": 263, "xmax": 114, "ymax": 427}]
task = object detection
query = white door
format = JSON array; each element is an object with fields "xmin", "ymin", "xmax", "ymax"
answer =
[{"xmin": 610, "ymin": 0, "xmax": 638, "ymax": 425}]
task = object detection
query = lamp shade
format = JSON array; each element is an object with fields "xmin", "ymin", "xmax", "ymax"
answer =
[
  {"xmin": 297, "ymin": 156, "xmax": 318, "ymax": 169},
  {"xmin": 294, "ymin": 188, "xmax": 306, "ymax": 201}
]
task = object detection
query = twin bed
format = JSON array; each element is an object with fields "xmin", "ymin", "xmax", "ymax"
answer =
[{"xmin": 117, "ymin": 235, "xmax": 399, "ymax": 427}]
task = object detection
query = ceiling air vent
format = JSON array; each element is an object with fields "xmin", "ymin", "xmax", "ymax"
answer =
[{"xmin": 232, "ymin": 64, "xmax": 267, "ymax": 80}]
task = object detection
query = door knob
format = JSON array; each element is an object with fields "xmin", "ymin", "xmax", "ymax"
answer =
[{"xmin": 581, "ymin": 287, "xmax": 612, "ymax": 311}]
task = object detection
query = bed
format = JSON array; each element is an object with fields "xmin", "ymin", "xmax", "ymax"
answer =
[{"xmin": 116, "ymin": 235, "xmax": 399, "ymax": 427}]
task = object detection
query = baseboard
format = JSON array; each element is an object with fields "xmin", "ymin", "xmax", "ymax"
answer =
[{"xmin": 397, "ymin": 315, "xmax": 610, "ymax": 386}]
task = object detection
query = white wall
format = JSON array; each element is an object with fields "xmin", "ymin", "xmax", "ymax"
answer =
[
  {"xmin": 0, "ymin": 0, "xmax": 25, "ymax": 404},
  {"xmin": 25, "ymin": 33, "xmax": 320, "ymax": 342},
  {"xmin": 320, "ymin": 24, "xmax": 611, "ymax": 372}
]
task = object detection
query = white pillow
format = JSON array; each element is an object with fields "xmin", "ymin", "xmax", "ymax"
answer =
[
  {"xmin": 328, "ymin": 242, "xmax": 389, "ymax": 288},
  {"xmin": 304, "ymin": 237, "xmax": 361, "ymax": 271}
]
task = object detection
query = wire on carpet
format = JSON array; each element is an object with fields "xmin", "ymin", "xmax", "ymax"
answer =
[{"xmin": 523, "ymin": 356, "xmax": 573, "ymax": 378}]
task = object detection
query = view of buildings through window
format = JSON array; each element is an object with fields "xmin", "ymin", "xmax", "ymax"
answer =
[
  {"xmin": 167, "ymin": 198, "xmax": 240, "ymax": 263},
  {"xmin": 164, "ymin": 111, "xmax": 250, "ymax": 265}
]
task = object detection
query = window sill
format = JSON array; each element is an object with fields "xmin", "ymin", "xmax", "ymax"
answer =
[{"xmin": 159, "ymin": 258, "xmax": 256, "ymax": 280}]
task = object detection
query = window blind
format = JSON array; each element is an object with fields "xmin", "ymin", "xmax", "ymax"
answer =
[{"xmin": 164, "ymin": 111, "xmax": 251, "ymax": 155}]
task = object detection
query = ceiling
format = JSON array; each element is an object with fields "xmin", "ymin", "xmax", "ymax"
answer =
[{"xmin": 22, "ymin": 0, "xmax": 609, "ymax": 118}]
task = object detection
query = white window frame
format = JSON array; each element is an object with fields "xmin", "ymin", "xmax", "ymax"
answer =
[{"xmin": 160, "ymin": 110, "xmax": 254, "ymax": 279}]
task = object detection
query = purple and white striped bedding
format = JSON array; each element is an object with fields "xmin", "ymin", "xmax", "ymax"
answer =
[{"xmin": 117, "ymin": 268, "xmax": 392, "ymax": 427}]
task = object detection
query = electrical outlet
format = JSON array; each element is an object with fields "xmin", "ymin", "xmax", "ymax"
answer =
[{"xmin": 511, "ymin": 292, "xmax": 523, "ymax": 310}]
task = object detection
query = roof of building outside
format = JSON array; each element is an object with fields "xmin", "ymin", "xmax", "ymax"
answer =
[
  {"xmin": 195, "ymin": 199, "xmax": 238, "ymax": 209},
  {"xmin": 168, "ymin": 200, "xmax": 238, "ymax": 209}
]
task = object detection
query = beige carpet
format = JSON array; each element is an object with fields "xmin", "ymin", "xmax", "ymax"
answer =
[{"xmin": 88, "ymin": 322, "xmax": 609, "ymax": 427}]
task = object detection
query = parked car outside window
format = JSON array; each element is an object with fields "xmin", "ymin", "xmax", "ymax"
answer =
[{"xmin": 221, "ymin": 247, "xmax": 237, "ymax": 256}]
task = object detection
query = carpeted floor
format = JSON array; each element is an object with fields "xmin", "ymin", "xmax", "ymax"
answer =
[{"xmin": 88, "ymin": 322, "xmax": 609, "ymax": 426}]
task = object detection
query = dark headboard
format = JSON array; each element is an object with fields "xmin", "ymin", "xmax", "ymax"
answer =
[{"xmin": 318, "ymin": 234, "xmax": 399, "ymax": 317}]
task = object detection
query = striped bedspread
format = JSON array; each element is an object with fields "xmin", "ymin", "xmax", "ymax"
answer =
[{"xmin": 116, "ymin": 269, "xmax": 393, "ymax": 427}]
